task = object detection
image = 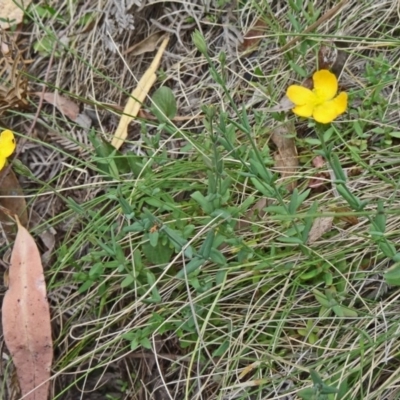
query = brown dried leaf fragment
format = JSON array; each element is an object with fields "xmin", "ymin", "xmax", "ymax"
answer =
[
  {"xmin": 307, "ymin": 216, "xmax": 334, "ymax": 244},
  {"xmin": 123, "ymin": 31, "xmax": 167, "ymax": 56},
  {"xmin": 271, "ymin": 123, "xmax": 298, "ymax": 191},
  {"xmin": 0, "ymin": 168, "xmax": 28, "ymax": 238},
  {"xmin": 0, "ymin": 0, "xmax": 32, "ymax": 29},
  {"xmin": 240, "ymin": 18, "xmax": 267, "ymax": 51},
  {"xmin": 318, "ymin": 41, "xmax": 349, "ymax": 77},
  {"xmin": 32, "ymin": 92, "xmax": 79, "ymax": 121},
  {"xmin": 331, "ymin": 206, "xmax": 359, "ymax": 226},
  {"xmin": 2, "ymin": 217, "xmax": 53, "ymax": 400}
]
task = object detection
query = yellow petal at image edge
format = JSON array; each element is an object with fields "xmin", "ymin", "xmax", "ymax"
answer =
[
  {"xmin": 312, "ymin": 70, "xmax": 338, "ymax": 102},
  {"xmin": 293, "ymin": 103, "xmax": 314, "ymax": 118},
  {"xmin": 286, "ymin": 85, "xmax": 315, "ymax": 106},
  {"xmin": 0, "ymin": 130, "xmax": 16, "ymax": 158},
  {"xmin": 0, "ymin": 157, "xmax": 6, "ymax": 170}
]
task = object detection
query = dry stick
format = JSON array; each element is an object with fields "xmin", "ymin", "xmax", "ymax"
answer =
[{"xmin": 279, "ymin": 0, "xmax": 349, "ymax": 53}]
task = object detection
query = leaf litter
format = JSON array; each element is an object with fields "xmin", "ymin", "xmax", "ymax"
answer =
[
  {"xmin": 2, "ymin": 217, "xmax": 53, "ymax": 400},
  {"xmin": 271, "ymin": 122, "xmax": 299, "ymax": 191}
]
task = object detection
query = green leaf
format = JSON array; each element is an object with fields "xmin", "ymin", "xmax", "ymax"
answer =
[
  {"xmin": 130, "ymin": 338, "xmax": 139, "ymax": 351},
  {"xmin": 389, "ymin": 131, "xmax": 400, "ymax": 138},
  {"xmin": 191, "ymin": 191, "xmax": 213, "ymax": 214},
  {"xmin": 313, "ymin": 289, "xmax": 330, "ymax": 307},
  {"xmin": 304, "ymin": 138, "xmax": 321, "ymax": 146},
  {"xmin": 176, "ymin": 258, "xmax": 205, "ymax": 278},
  {"xmin": 199, "ymin": 229, "xmax": 215, "ymax": 259},
  {"xmin": 330, "ymin": 153, "xmax": 347, "ymax": 182},
  {"xmin": 332, "ymin": 305, "xmax": 344, "ymax": 317},
  {"xmin": 88, "ymin": 129, "xmax": 131, "ymax": 176},
  {"xmin": 216, "ymin": 269, "xmax": 227, "ymax": 285},
  {"xmin": 310, "ymin": 369, "xmax": 325, "ymax": 386},
  {"xmin": 149, "ymin": 231, "xmax": 159, "ymax": 247},
  {"xmin": 378, "ymin": 240, "xmax": 396, "ymax": 259},
  {"xmin": 212, "ymin": 341, "xmax": 230, "ymax": 357},
  {"xmin": 372, "ymin": 200, "xmax": 386, "ymax": 233},
  {"xmin": 121, "ymin": 274, "xmax": 135, "ymax": 288},
  {"xmin": 151, "ymin": 87, "xmax": 177, "ymax": 123},
  {"xmin": 300, "ymin": 268, "xmax": 321, "ymax": 280},
  {"xmin": 341, "ymin": 306, "xmax": 358, "ymax": 318},
  {"xmin": 277, "ymin": 236, "xmax": 303, "ymax": 244},
  {"xmin": 142, "ymin": 241, "xmax": 173, "ymax": 265},
  {"xmin": 384, "ymin": 264, "xmax": 400, "ymax": 286},
  {"xmin": 210, "ymin": 248, "xmax": 227, "ymax": 265},
  {"xmin": 298, "ymin": 388, "xmax": 315, "ymax": 399},
  {"xmin": 140, "ymin": 337, "xmax": 152, "ymax": 350}
]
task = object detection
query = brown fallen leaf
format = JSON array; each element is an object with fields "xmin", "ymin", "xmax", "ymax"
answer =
[
  {"xmin": 318, "ymin": 41, "xmax": 349, "ymax": 77},
  {"xmin": 308, "ymin": 156, "xmax": 329, "ymax": 189},
  {"xmin": 0, "ymin": 0, "xmax": 32, "ymax": 29},
  {"xmin": 2, "ymin": 216, "xmax": 53, "ymax": 400},
  {"xmin": 330, "ymin": 206, "xmax": 359, "ymax": 226},
  {"xmin": 32, "ymin": 92, "xmax": 79, "ymax": 121},
  {"xmin": 123, "ymin": 31, "xmax": 167, "ymax": 56},
  {"xmin": 240, "ymin": 18, "xmax": 267, "ymax": 51},
  {"xmin": 271, "ymin": 123, "xmax": 298, "ymax": 191},
  {"xmin": 307, "ymin": 216, "xmax": 334, "ymax": 244},
  {"xmin": 0, "ymin": 168, "xmax": 28, "ymax": 238},
  {"xmin": 111, "ymin": 36, "xmax": 170, "ymax": 150}
]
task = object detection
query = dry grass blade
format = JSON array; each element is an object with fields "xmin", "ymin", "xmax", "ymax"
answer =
[
  {"xmin": 2, "ymin": 216, "xmax": 53, "ymax": 400},
  {"xmin": 111, "ymin": 36, "xmax": 170, "ymax": 150}
]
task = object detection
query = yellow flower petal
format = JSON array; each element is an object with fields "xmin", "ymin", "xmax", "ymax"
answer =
[
  {"xmin": 330, "ymin": 92, "xmax": 348, "ymax": 115},
  {"xmin": 0, "ymin": 156, "xmax": 6, "ymax": 171},
  {"xmin": 292, "ymin": 103, "xmax": 314, "ymax": 118},
  {"xmin": 287, "ymin": 85, "xmax": 316, "ymax": 106},
  {"xmin": 313, "ymin": 104, "xmax": 338, "ymax": 124},
  {"xmin": 313, "ymin": 92, "xmax": 347, "ymax": 124},
  {"xmin": 312, "ymin": 70, "xmax": 338, "ymax": 102},
  {"xmin": 0, "ymin": 130, "xmax": 16, "ymax": 158}
]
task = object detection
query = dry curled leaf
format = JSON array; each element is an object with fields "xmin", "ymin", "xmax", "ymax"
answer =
[
  {"xmin": 271, "ymin": 123, "xmax": 298, "ymax": 191},
  {"xmin": 2, "ymin": 217, "xmax": 53, "ymax": 400},
  {"xmin": 307, "ymin": 216, "xmax": 334, "ymax": 244}
]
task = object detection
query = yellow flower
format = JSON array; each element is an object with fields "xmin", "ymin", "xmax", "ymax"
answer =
[
  {"xmin": 0, "ymin": 130, "xmax": 16, "ymax": 171},
  {"xmin": 286, "ymin": 69, "xmax": 348, "ymax": 124}
]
